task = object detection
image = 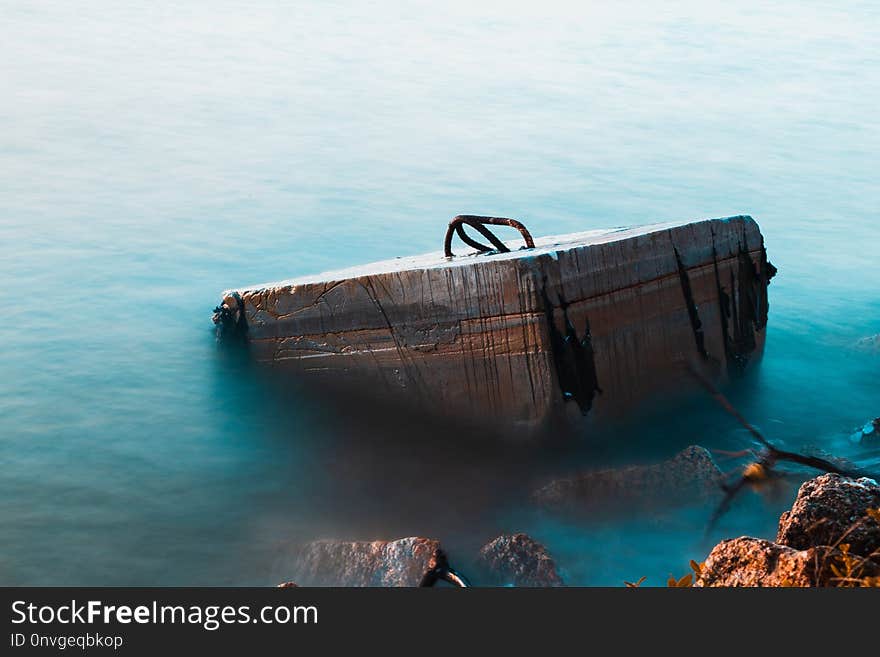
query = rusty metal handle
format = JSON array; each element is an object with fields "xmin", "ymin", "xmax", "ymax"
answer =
[
  {"xmin": 443, "ymin": 215, "xmax": 535, "ymax": 258},
  {"xmin": 419, "ymin": 549, "xmax": 471, "ymax": 587}
]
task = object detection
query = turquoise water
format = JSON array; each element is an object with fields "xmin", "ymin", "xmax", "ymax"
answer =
[{"xmin": 2, "ymin": 0, "xmax": 878, "ymax": 585}]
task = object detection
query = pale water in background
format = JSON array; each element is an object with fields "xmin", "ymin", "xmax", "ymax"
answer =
[{"xmin": 1, "ymin": 0, "xmax": 878, "ymax": 585}]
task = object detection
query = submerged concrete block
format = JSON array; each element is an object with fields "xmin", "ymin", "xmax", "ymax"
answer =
[
  {"xmin": 531, "ymin": 445, "xmax": 724, "ymax": 512},
  {"xmin": 215, "ymin": 216, "xmax": 774, "ymax": 432}
]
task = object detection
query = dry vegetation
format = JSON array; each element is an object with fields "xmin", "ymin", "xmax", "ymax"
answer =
[{"xmin": 626, "ymin": 508, "xmax": 880, "ymax": 588}]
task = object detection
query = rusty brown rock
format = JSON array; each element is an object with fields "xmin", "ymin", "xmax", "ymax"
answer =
[
  {"xmin": 477, "ymin": 533, "xmax": 564, "ymax": 587},
  {"xmin": 531, "ymin": 445, "xmax": 723, "ymax": 512},
  {"xmin": 695, "ymin": 538, "xmax": 823, "ymax": 587},
  {"xmin": 290, "ymin": 537, "xmax": 441, "ymax": 587},
  {"xmin": 216, "ymin": 216, "xmax": 773, "ymax": 433},
  {"xmin": 695, "ymin": 537, "xmax": 880, "ymax": 587},
  {"xmin": 776, "ymin": 474, "xmax": 880, "ymax": 557}
]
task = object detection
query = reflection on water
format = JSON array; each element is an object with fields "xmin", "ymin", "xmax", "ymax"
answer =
[{"xmin": 1, "ymin": 0, "xmax": 878, "ymax": 585}]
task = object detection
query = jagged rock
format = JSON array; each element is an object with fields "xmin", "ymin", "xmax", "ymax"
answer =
[
  {"xmin": 290, "ymin": 537, "xmax": 441, "ymax": 587},
  {"xmin": 532, "ymin": 445, "xmax": 722, "ymax": 512},
  {"xmin": 476, "ymin": 533, "xmax": 564, "ymax": 587},
  {"xmin": 776, "ymin": 474, "xmax": 880, "ymax": 558},
  {"xmin": 695, "ymin": 538, "xmax": 817, "ymax": 587},
  {"xmin": 693, "ymin": 537, "xmax": 879, "ymax": 587},
  {"xmin": 212, "ymin": 292, "xmax": 246, "ymax": 342},
  {"xmin": 697, "ymin": 474, "xmax": 880, "ymax": 587}
]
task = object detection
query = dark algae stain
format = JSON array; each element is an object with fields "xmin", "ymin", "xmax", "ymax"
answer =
[
  {"xmin": 709, "ymin": 232, "xmax": 779, "ymax": 374},
  {"xmin": 212, "ymin": 291, "xmax": 248, "ymax": 344},
  {"xmin": 759, "ymin": 241, "xmax": 777, "ymax": 326},
  {"xmin": 540, "ymin": 278, "xmax": 602, "ymax": 415},
  {"xmin": 710, "ymin": 236, "xmax": 734, "ymax": 369},
  {"xmin": 674, "ymin": 246, "xmax": 709, "ymax": 360},
  {"xmin": 731, "ymin": 241, "xmax": 760, "ymax": 361}
]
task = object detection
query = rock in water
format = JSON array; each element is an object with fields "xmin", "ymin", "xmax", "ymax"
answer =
[
  {"xmin": 289, "ymin": 537, "xmax": 441, "ymax": 587},
  {"xmin": 849, "ymin": 417, "xmax": 880, "ymax": 445},
  {"xmin": 477, "ymin": 533, "xmax": 564, "ymax": 587},
  {"xmin": 693, "ymin": 537, "xmax": 876, "ymax": 587},
  {"xmin": 531, "ymin": 445, "xmax": 723, "ymax": 512},
  {"xmin": 776, "ymin": 473, "xmax": 880, "ymax": 557},
  {"xmin": 855, "ymin": 334, "xmax": 880, "ymax": 352}
]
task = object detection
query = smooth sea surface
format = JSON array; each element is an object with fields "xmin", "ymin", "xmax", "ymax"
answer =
[{"xmin": 2, "ymin": 0, "xmax": 878, "ymax": 585}]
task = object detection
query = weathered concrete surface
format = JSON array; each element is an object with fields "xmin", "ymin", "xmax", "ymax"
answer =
[
  {"xmin": 216, "ymin": 216, "xmax": 774, "ymax": 431},
  {"xmin": 290, "ymin": 537, "xmax": 440, "ymax": 587},
  {"xmin": 776, "ymin": 474, "xmax": 880, "ymax": 556},
  {"xmin": 476, "ymin": 533, "xmax": 564, "ymax": 587},
  {"xmin": 531, "ymin": 445, "xmax": 723, "ymax": 512}
]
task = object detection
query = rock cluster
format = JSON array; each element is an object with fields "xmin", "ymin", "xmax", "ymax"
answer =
[
  {"xmin": 696, "ymin": 474, "xmax": 880, "ymax": 587},
  {"xmin": 282, "ymin": 533, "xmax": 565, "ymax": 587},
  {"xmin": 277, "ymin": 472, "xmax": 880, "ymax": 587}
]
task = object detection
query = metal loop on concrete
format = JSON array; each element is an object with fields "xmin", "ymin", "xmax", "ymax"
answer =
[{"xmin": 444, "ymin": 215, "xmax": 535, "ymax": 258}]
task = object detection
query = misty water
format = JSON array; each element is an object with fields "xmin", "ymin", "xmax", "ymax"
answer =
[{"xmin": 2, "ymin": 1, "xmax": 878, "ymax": 585}]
